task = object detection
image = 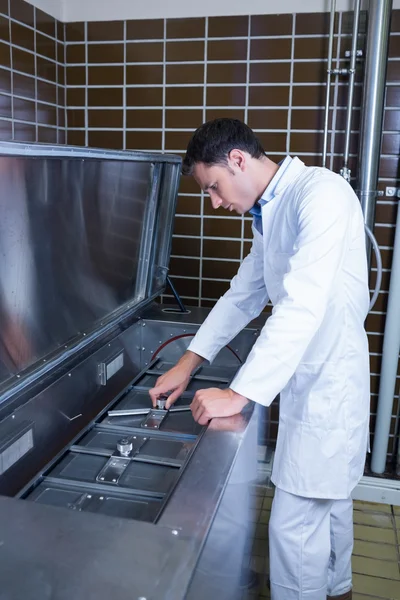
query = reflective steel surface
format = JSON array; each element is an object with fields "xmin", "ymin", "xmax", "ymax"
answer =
[
  {"xmin": 0, "ymin": 144, "xmax": 181, "ymax": 389},
  {"xmin": 0, "ymin": 308, "xmax": 262, "ymax": 599}
]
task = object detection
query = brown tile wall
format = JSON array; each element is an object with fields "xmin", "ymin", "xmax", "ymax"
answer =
[
  {"xmin": 63, "ymin": 11, "xmax": 400, "ymax": 459},
  {"xmin": 0, "ymin": 7, "xmax": 395, "ymax": 459},
  {"xmin": 0, "ymin": 0, "xmax": 66, "ymax": 143}
]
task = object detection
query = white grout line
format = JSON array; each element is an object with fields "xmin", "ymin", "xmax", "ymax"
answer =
[
  {"xmin": 8, "ymin": 0, "xmax": 13, "ymax": 140},
  {"xmin": 44, "ymin": 81, "xmax": 364, "ymax": 89},
  {"xmin": 84, "ymin": 21, "xmax": 88, "ymax": 146},
  {"xmin": 60, "ymin": 33, "xmax": 355, "ymax": 46},
  {"xmin": 55, "ymin": 7, "xmax": 59, "ymax": 142},
  {"xmin": 33, "ymin": 6, "xmax": 38, "ymax": 143},
  {"xmin": 62, "ymin": 22, "xmax": 67, "ymax": 144},
  {"xmin": 9, "ymin": 42, "xmax": 62, "ymax": 66},
  {"xmin": 198, "ymin": 17, "xmax": 208, "ymax": 307},
  {"xmin": 286, "ymin": 13, "xmax": 295, "ymax": 155},
  {"xmin": 63, "ymin": 58, "xmax": 353, "ymax": 67},
  {"xmin": 122, "ymin": 20, "xmax": 126, "ymax": 151},
  {"xmin": 240, "ymin": 15, "xmax": 251, "ymax": 265},
  {"xmin": 161, "ymin": 18, "xmax": 166, "ymax": 154}
]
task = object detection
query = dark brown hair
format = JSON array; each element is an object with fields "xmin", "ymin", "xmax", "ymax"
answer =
[{"xmin": 182, "ymin": 118, "xmax": 266, "ymax": 176}]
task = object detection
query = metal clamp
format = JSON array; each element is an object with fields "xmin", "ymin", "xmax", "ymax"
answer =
[{"xmin": 96, "ymin": 436, "xmax": 146, "ymax": 484}]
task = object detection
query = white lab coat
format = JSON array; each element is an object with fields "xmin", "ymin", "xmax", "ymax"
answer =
[{"xmin": 188, "ymin": 157, "xmax": 370, "ymax": 500}]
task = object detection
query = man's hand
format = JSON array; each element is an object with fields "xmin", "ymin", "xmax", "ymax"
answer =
[
  {"xmin": 149, "ymin": 351, "xmax": 203, "ymax": 409},
  {"xmin": 190, "ymin": 388, "xmax": 249, "ymax": 425}
]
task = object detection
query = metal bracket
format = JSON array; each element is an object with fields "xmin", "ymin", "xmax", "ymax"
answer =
[
  {"xmin": 345, "ymin": 49, "xmax": 363, "ymax": 58},
  {"xmin": 340, "ymin": 166, "xmax": 352, "ymax": 182},
  {"xmin": 385, "ymin": 186, "xmax": 400, "ymax": 198},
  {"xmin": 142, "ymin": 409, "xmax": 168, "ymax": 430},
  {"xmin": 96, "ymin": 435, "xmax": 146, "ymax": 484},
  {"xmin": 96, "ymin": 456, "xmax": 131, "ymax": 484},
  {"xmin": 329, "ymin": 68, "xmax": 349, "ymax": 75},
  {"xmin": 98, "ymin": 351, "xmax": 124, "ymax": 386}
]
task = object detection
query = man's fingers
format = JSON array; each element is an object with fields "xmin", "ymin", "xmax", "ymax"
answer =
[
  {"xmin": 165, "ymin": 387, "xmax": 183, "ymax": 409},
  {"xmin": 149, "ymin": 384, "xmax": 170, "ymax": 407},
  {"xmin": 191, "ymin": 395, "xmax": 207, "ymax": 423}
]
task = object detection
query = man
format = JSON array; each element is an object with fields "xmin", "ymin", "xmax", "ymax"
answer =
[{"xmin": 149, "ymin": 119, "xmax": 370, "ymax": 600}]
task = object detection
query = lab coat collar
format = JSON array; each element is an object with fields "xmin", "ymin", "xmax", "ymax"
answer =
[
  {"xmin": 260, "ymin": 156, "xmax": 293, "ymax": 205},
  {"xmin": 274, "ymin": 156, "xmax": 306, "ymax": 197}
]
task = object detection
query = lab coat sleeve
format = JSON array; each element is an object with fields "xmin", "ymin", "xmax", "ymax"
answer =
[
  {"xmin": 187, "ymin": 234, "xmax": 269, "ymax": 363},
  {"xmin": 230, "ymin": 181, "xmax": 354, "ymax": 406}
]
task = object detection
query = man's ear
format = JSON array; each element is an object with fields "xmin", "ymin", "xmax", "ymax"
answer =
[{"xmin": 228, "ymin": 149, "xmax": 246, "ymax": 172}]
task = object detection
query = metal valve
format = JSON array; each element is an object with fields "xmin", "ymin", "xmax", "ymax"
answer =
[{"xmin": 117, "ymin": 438, "xmax": 133, "ymax": 456}]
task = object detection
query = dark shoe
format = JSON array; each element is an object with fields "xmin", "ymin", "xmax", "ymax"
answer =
[{"xmin": 327, "ymin": 591, "xmax": 352, "ymax": 600}]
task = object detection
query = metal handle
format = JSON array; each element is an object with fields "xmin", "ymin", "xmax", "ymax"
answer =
[{"xmin": 108, "ymin": 406, "xmax": 192, "ymax": 417}]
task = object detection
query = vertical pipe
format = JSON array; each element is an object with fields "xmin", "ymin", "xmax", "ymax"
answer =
[
  {"xmin": 357, "ymin": 0, "xmax": 392, "ymax": 247},
  {"xmin": 322, "ymin": 0, "xmax": 336, "ymax": 168},
  {"xmin": 371, "ymin": 200, "xmax": 400, "ymax": 474},
  {"xmin": 341, "ymin": 0, "xmax": 362, "ymax": 181},
  {"xmin": 364, "ymin": 0, "xmax": 395, "ymax": 474}
]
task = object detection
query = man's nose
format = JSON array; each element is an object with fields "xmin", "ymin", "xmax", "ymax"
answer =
[{"xmin": 210, "ymin": 194, "xmax": 222, "ymax": 210}]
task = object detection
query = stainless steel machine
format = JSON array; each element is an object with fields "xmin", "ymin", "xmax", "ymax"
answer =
[{"xmin": 0, "ymin": 143, "xmax": 264, "ymax": 600}]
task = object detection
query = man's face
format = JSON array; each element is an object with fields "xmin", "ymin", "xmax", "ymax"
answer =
[{"xmin": 193, "ymin": 152, "xmax": 258, "ymax": 215}]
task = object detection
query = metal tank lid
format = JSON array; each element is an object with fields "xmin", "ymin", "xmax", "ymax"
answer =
[{"xmin": 0, "ymin": 142, "xmax": 181, "ymax": 399}]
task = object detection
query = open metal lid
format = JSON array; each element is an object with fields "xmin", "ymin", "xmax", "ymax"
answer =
[{"xmin": 0, "ymin": 142, "xmax": 181, "ymax": 395}]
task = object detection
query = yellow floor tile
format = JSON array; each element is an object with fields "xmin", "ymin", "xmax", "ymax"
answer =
[
  {"xmin": 353, "ymin": 511, "xmax": 394, "ymax": 529},
  {"xmin": 254, "ymin": 496, "xmax": 264, "ymax": 509},
  {"xmin": 354, "ymin": 524, "xmax": 397, "ymax": 545},
  {"xmin": 353, "ymin": 573, "xmax": 400, "ymax": 600},
  {"xmin": 249, "ymin": 509, "xmax": 261, "ymax": 523},
  {"xmin": 251, "ymin": 485, "xmax": 267, "ymax": 497},
  {"xmin": 353, "ymin": 539, "xmax": 399, "ymax": 561},
  {"xmin": 354, "ymin": 500, "xmax": 392, "ymax": 514},
  {"xmin": 252, "ymin": 538, "xmax": 269, "ymax": 557},
  {"xmin": 395, "ymin": 516, "xmax": 400, "ymax": 530},
  {"xmin": 263, "ymin": 487, "xmax": 275, "ymax": 498},
  {"xmin": 393, "ymin": 505, "xmax": 400, "ymax": 517},
  {"xmin": 255, "ymin": 524, "xmax": 269, "ymax": 540},
  {"xmin": 259, "ymin": 510, "xmax": 271, "ymax": 524},
  {"xmin": 262, "ymin": 496, "xmax": 273, "ymax": 510},
  {"xmin": 352, "ymin": 555, "xmax": 400, "ymax": 580}
]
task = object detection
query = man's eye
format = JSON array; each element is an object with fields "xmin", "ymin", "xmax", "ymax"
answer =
[{"xmin": 210, "ymin": 184, "xmax": 217, "ymax": 191}]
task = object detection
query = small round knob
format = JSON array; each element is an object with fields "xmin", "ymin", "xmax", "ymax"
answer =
[
  {"xmin": 157, "ymin": 394, "xmax": 168, "ymax": 410},
  {"xmin": 117, "ymin": 438, "xmax": 133, "ymax": 456}
]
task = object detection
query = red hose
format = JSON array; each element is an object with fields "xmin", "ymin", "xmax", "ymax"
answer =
[{"xmin": 152, "ymin": 333, "xmax": 243, "ymax": 364}]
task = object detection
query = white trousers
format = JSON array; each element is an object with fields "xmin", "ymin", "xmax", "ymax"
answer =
[{"xmin": 269, "ymin": 488, "xmax": 353, "ymax": 600}]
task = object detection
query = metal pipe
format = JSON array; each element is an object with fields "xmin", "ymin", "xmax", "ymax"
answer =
[
  {"xmin": 396, "ymin": 400, "xmax": 400, "ymax": 476},
  {"xmin": 359, "ymin": 0, "xmax": 393, "ymax": 475},
  {"xmin": 322, "ymin": 0, "xmax": 336, "ymax": 168},
  {"xmin": 341, "ymin": 0, "xmax": 362, "ymax": 182},
  {"xmin": 356, "ymin": 0, "xmax": 392, "ymax": 254},
  {"xmin": 371, "ymin": 199, "xmax": 400, "ymax": 474},
  {"xmin": 365, "ymin": 225, "xmax": 382, "ymax": 312},
  {"xmin": 167, "ymin": 275, "xmax": 188, "ymax": 313}
]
